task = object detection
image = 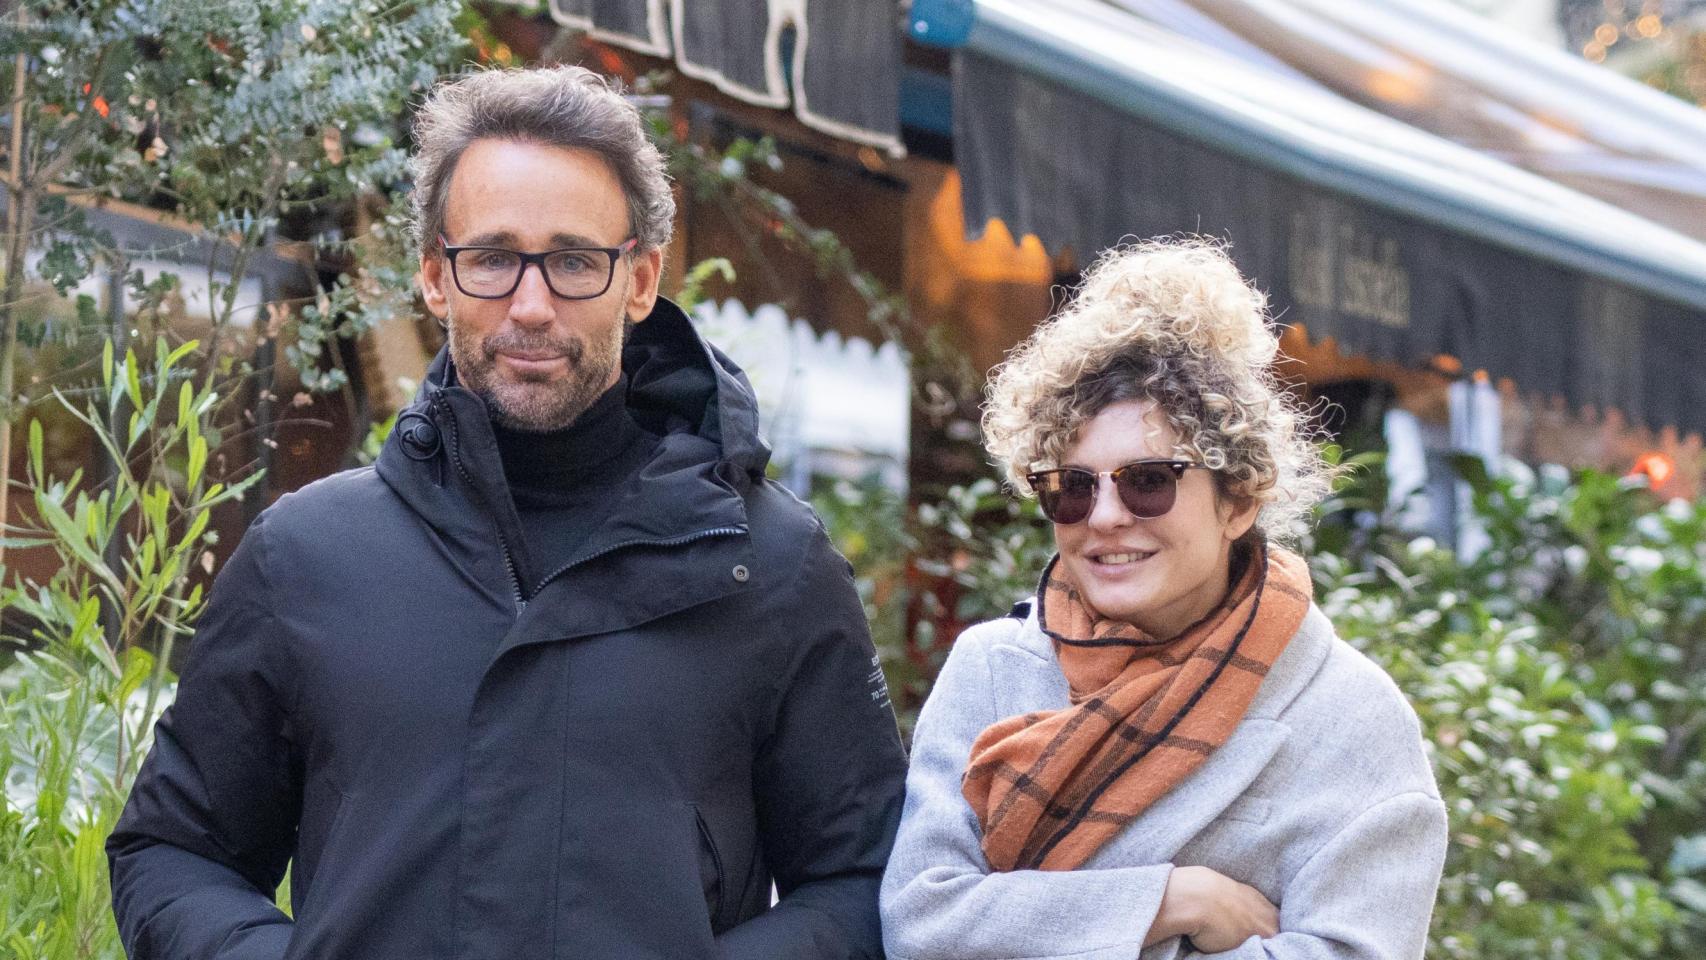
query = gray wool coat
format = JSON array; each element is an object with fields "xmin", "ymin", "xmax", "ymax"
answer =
[{"xmin": 880, "ymin": 602, "xmax": 1448, "ymax": 960}]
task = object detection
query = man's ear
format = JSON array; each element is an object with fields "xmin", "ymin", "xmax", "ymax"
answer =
[
  {"xmin": 624, "ymin": 246, "xmax": 664, "ymax": 323},
  {"xmin": 420, "ymin": 253, "xmax": 451, "ymax": 323}
]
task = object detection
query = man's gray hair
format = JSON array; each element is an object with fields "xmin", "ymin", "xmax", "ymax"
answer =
[{"xmin": 409, "ymin": 65, "xmax": 675, "ymax": 256}]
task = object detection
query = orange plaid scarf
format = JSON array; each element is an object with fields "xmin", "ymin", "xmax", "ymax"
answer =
[{"xmin": 963, "ymin": 541, "xmax": 1312, "ymax": 871}]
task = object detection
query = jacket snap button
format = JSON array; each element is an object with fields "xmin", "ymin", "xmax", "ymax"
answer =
[
  {"xmin": 731, "ymin": 564, "xmax": 750, "ymax": 583},
  {"xmin": 397, "ymin": 412, "xmax": 441, "ymax": 461}
]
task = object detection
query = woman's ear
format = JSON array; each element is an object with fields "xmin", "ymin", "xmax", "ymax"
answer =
[{"xmin": 1219, "ymin": 493, "xmax": 1260, "ymax": 544}]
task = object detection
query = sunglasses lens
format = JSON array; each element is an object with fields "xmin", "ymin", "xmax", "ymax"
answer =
[
  {"xmin": 1033, "ymin": 469, "xmax": 1096, "ymax": 524},
  {"xmin": 1113, "ymin": 463, "xmax": 1179, "ymax": 518}
]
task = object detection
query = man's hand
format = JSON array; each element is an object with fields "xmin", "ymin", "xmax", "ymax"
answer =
[{"xmin": 1145, "ymin": 864, "xmax": 1279, "ymax": 951}]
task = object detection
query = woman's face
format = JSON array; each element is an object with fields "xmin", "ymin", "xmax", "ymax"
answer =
[{"xmin": 1051, "ymin": 398, "xmax": 1258, "ymax": 639}]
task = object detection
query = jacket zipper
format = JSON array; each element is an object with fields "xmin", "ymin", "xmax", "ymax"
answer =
[
  {"xmin": 439, "ymin": 398, "xmax": 527, "ymax": 612},
  {"xmin": 528, "ymin": 526, "xmax": 745, "ymax": 598}
]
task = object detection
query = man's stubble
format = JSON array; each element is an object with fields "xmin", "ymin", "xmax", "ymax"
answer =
[{"xmin": 448, "ymin": 271, "xmax": 632, "ymax": 433}]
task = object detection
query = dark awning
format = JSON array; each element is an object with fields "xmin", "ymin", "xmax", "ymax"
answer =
[
  {"xmin": 914, "ymin": 0, "xmax": 1706, "ymax": 437},
  {"xmin": 538, "ymin": 0, "xmax": 903, "ymax": 153}
]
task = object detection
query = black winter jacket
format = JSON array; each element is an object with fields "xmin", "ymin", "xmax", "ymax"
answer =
[{"xmin": 107, "ymin": 299, "xmax": 908, "ymax": 959}]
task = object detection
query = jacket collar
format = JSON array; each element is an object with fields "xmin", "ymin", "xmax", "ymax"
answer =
[{"xmin": 374, "ymin": 297, "xmax": 771, "ymax": 612}]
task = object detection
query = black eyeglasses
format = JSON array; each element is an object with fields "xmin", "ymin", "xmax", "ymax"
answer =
[
  {"xmin": 1026, "ymin": 459, "xmax": 1206, "ymax": 525},
  {"xmin": 439, "ymin": 234, "xmax": 639, "ymax": 300}
]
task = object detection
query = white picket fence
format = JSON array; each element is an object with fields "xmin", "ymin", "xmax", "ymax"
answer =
[{"xmin": 690, "ymin": 299, "xmax": 910, "ymax": 493}]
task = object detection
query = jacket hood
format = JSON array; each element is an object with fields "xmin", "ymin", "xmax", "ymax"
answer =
[
  {"xmin": 374, "ymin": 297, "xmax": 772, "ymax": 613},
  {"xmin": 415, "ymin": 296, "xmax": 771, "ymax": 480}
]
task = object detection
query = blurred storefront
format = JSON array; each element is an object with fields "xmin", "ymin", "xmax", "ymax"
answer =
[{"xmin": 469, "ymin": 0, "xmax": 1706, "ymax": 518}]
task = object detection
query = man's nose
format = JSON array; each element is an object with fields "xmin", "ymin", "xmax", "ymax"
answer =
[{"xmin": 507, "ymin": 262, "xmax": 557, "ymax": 327}]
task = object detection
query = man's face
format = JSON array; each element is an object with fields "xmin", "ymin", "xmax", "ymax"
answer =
[{"xmin": 420, "ymin": 138, "xmax": 663, "ymax": 431}]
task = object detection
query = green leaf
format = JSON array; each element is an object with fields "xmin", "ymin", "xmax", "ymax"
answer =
[
  {"xmin": 34, "ymin": 496, "xmax": 106, "ymax": 577},
  {"xmin": 0, "ymin": 536, "xmax": 55, "ymax": 549},
  {"xmin": 74, "ymin": 594, "xmax": 119, "ymax": 678},
  {"xmin": 125, "ymin": 349, "xmax": 144, "ymax": 410},
  {"xmin": 200, "ymin": 469, "xmax": 266, "ymax": 509},
  {"xmin": 166, "ymin": 339, "xmax": 201, "ymax": 369},
  {"xmin": 186, "ymin": 435, "xmax": 208, "ymax": 492},
  {"xmin": 178, "ymin": 381, "xmax": 193, "ymax": 428},
  {"xmin": 178, "ymin": 507, "xmax": 211, "ymax": 552},
  {"xmin": 115, "ymin": 647, "xmax": 156, "ymax": 713},
  {"xmin": 676, "ymin": 257, "xmax": 736, "ymax": 310},
  {"xmin": 136, "ymin": 538, "xmax": 157, "ymax": 579},
  {"xmin": 102, "ymin": 338, "xmax": 115, "ymax": 390},
  {"xmin": 28, "ymin": 419, "xmax": 44, "ymax": 482},
  {"xmin": 1449, "ymin": 452, "xmax": 1493, "ymax": 495}
]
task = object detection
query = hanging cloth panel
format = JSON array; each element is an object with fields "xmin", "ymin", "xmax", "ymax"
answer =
[
  {"xmin": 549, "ymin": 0, "xmax": 670, "ymax": 55},
  {"xmin": 672, "ymin": 0, "xmax": 903, "ymax": 152},
  {"xmin": 797, "ymin": 0, "xmax": 902, "ymax": 148},
  {"xmin": 672, "ymin": 0, "xmax": 787, "ymax": 106}
]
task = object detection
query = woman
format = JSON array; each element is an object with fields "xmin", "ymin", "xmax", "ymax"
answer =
[{"xmin": 881, "ymin": 239, "xmax": 1447, "ymax": 960}]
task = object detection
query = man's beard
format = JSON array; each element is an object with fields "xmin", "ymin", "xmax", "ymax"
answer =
[{"xmin": 447, "ymin": 281, "xmax": 630, "ymax": 433}]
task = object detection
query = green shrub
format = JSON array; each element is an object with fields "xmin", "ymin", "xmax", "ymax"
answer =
[{"xmin": 0, "ymin": 340, "xmax": 258, "ymax": 957}]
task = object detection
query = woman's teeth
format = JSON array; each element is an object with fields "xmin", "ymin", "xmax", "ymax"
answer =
[{"xmin": 1094, "ymin": 552, "xmax": 1152, "ymax": 565}]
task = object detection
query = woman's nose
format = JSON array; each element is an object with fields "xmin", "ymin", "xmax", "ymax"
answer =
[{"xmin": 1086, "ymin": 473, "xmax": 1135, "ymax": 530}]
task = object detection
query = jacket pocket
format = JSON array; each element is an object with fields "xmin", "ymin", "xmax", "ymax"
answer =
[
  {"xmin": 691, "ymin": 802, "xmax": 726, "ymax": 929},
  {"xmin": 553, "ymin": 800, "xmax": 720, "ymax": 958}
]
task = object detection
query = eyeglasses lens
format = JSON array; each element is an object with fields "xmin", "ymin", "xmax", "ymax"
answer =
[
  {"xmin": 1113, "ymin": 463, "xmax": 1178, "ymax": 519},
  {"xmin": 541, "ymin": 251, "xmax": 610, "ymax": 297},
  {"xmin": 1036, "ymin": 470, "xmax": 1096, "ymax": 525},
  {"xmin": 459, "ymin": 250, "xmax": 522, "ymax": 295}
]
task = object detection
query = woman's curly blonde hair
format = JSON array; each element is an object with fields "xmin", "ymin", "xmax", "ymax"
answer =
[{"xmin": 982, "ymin": 237, "xmax": 1334, "ymax": 545}]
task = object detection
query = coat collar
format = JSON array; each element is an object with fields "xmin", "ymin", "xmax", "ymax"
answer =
[
  {"xmin": 373, "ymin": 297, "xmax": 771, "ymax": 623},
  {"xmin": 1006, "ymin": 600, "xmax": 1337, "ymax": 721}
]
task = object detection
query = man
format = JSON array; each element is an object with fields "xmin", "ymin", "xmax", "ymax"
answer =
[{"xmin": 107, "ymin": 66, "xmax": 907, "ymax": 959}]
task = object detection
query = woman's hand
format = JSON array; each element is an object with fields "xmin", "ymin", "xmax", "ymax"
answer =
[{"xmin": 1144, "ymin": 864, "xmax": 1280, "ymax": 951}]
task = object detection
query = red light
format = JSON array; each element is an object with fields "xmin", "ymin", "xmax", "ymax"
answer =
[{"xmin": 1630, "ymin": 452, "xmax": 1675, "ymax": 486}]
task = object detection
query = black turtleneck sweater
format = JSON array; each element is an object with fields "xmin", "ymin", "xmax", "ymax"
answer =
[{"xmin": 491, "ymin": 374, "xmax": 659, "ymax": 594}]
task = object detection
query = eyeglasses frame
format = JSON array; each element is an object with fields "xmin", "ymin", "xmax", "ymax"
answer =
[
  {"xmin": 438, "ymin": 234, "xmax": 640, "ymax": 301},
  {"xmin": 1025, "ymin": 458, "xmax": 1208, "ymax": 524}
]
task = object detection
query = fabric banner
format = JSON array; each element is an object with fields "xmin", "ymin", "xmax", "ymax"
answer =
[
  {"xmin": 549, "ymin": 0, "xmax": 670, "ymax": 56},
  {"xmin": 671, "ymin": 0, "xmax": 903, "ymax": 152}
]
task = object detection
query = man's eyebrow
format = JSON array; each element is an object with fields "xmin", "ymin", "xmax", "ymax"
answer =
[
  {"xmin": 454, "ymin": 231, "xmax": 609, "ymax": 249},
  {"xmin": 548, "ymin": 232, "xmax": 608, "ymax": 248},
  {"xmin": 457, "ymin": 230, "xmax": 518, "ymax": 247}
]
